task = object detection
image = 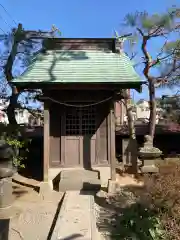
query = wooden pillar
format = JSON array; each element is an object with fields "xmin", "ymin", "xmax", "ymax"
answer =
[
  {"xmin": 109, "ymin": 101, "xmax": 116, "ymax": 181},
  {"xmin": 43, "ymin": 101, "xmax": 50, "ymax": 182}
]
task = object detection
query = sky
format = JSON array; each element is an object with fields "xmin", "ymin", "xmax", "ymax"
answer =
[{"xmin": 0, "ymin": 0, "xmax": 179, "ymax": 102}]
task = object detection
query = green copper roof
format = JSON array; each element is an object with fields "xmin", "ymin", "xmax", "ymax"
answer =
[{"xmin": 13, "ymin": 50, "xmax": 141, "ymax": 84}]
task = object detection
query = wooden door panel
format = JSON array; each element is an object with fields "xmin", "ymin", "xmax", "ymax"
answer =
[
  {"xmin": 81, "ymin": 106, "xmax": 97, "ymax": 166},
  {"xmin": 50, "ymin": 136, "xmax": 60, "ymax": 165},
  {"xmin": 64, "ymin": 137, "xmax": 80, "ymax": 166},
  {"xmin": 91, "ymin": 139, "xmax": 96, "ymax": 165},
  {"xmin": 62, "ymin": 104, "xmax": 98, "ymax": 167}
]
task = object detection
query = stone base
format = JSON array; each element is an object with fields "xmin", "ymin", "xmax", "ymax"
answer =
[
  {"xmin": 0, "ymin": 206, "xmax": 21, "ymax": 219},
  {"xmin": 0, "ymin": 177, "xmax": 14, "ymax": 208},
  {"xmin": 107, "ymin": 179, "xmax": 118, "ymax": 194},
  {"xmin": 38, "ymin": 182, "xmax": 53, "ymax": 199},
  {"xmin": 141, "ymin": 165, "xmax": 159, "ymax": 173},
  {"xmin": 0, "ymin": 177, "xmax": 21, "ymax": 219}
]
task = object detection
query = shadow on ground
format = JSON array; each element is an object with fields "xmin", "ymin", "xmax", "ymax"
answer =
[
  {"xmin": 95, "ymin": 185, "xmax": 161, "ymax": 240},
  {"xmin": 58, "ymin": 234, "xmax": 84, "ymax": 240},
  {"xmin": 12, "ymin": 185, "xmax": 29, "ymax": 199},
  {"xmin": 47, "ymin": 193, "xmax": 65, "ymax": 240}
]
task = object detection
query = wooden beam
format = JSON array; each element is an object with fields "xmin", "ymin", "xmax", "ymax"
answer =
[
  {"xmin": 14, "ymin": 82, "xmax": 143, "ymax": 91},
  {"xmin": 43, "ymin": 101, "xmax": 50, "ymax": 182},
  {"xmin": 109, "ymin": 101, "xmax": 116, "ymax": 181}
]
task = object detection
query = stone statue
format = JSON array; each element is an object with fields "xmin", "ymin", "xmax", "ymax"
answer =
[{"xmin": 144, "ymin": 135, "xmax": 153, "ymax": 148}]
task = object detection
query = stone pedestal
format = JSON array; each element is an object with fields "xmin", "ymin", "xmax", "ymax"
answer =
[
  {"xmin": 141, "ymin": 160, "xmax": 159, "ymax": 173},
  {"xmin": 0, "ymin": 135, "xmax": 21, "ymax": 219},
  {"xmin": 139, "ymin": 135, "xmax": 162, "ymax": 173},
  {"xmin": 0, "ymin": 177, "xmax": 14, "ymax": 208},
  {"xmin": 0, "ymin": 177, "xmax": 21, "ymax": 219},
  {"xmin": 107, "ymin": 179, "xmax": 118, "ymax": 195}
]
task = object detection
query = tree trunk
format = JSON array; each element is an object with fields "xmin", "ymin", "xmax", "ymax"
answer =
[
  {"xmin": 124, "ymin": 89, "xmax": 138, "ymax": 173},
  {"xmin": 6, "ymin": 86, "xmax": 19, "ymax": 125},
  {"xmin": 148, "ymin": 80, "xmax": 156, "ymax": 139},
  {"xmin": 124, "ymin": 90, "xmax": 136, "ymax": 139},
  {"xmin": 4, "ymin": 25, "xmax": 23, "ymax": 127}
]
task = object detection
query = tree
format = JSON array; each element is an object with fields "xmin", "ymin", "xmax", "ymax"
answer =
[
  {"xmin": 0, "ymin": 23, "xmax": 61, "ymax": 126},
  {"xmin": 122, "ymin": 6, "xmax": 180, "ymax": 139},
  {"xmin": 114, "ymin": 34, "xmax": 139, "ymax": 171},
  {"xmin": 160, "ymin": 93, "xmax": 180, "ymax": 123}
]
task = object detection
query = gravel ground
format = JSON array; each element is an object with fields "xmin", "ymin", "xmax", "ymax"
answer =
[{"xmin": 94, "ymin": 179, "xmax": 140, "ymax": 240}]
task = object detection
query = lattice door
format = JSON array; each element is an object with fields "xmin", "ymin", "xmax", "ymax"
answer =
[
  {"xmin": 65, "ymin": 106, "xmax": 96, "ymax": 136},
  {"xmin": 63, "ymin": 105, "xmax": 97, "ymax": 166}
]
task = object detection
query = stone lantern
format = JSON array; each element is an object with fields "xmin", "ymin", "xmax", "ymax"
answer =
[
  {"xmin": 0, "ymin": 133, "xmax": 20, "ymax": 219},
  {"xmin": 139, "ymin": 135, "xmax": 162, "ymax": 173}
]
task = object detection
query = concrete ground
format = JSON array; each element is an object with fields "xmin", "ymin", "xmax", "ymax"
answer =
[
  {"xmin": 0, "ymin": 182, "xmax": 64, "ymax": 240},
  {"xmin": 0, "ymin": 167, "xmax": 143, "ymax": 240},
  {"xmin": 0, "ymin": 182, "xmax": 103, "ymax": 240}
]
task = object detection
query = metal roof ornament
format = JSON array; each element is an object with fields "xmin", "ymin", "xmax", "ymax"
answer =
[{"xmin": 114, "ymin": 30, "xmax": 132, "ymax": 54}]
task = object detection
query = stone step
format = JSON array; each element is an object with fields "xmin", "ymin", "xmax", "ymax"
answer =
[
  {"xmin": 60, "ymin": 169, "xmax": 100, "ymax": 180},
  {"xmin": 59, "ymin": 169, "xmax": 101, "ymax": 191},
  {"xmin": 59, "ymin": 178, "xmax": 101, "ymax": 192}
]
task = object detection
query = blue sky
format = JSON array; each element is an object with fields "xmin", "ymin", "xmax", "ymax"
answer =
[{"xmin": 0, "ymin": 0, "xmax": 179, "ymax": 102}]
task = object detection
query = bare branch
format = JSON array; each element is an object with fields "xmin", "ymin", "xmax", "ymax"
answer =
[
  {"xmin": 155, "ymin": 64, "xmax": 180, "ymax": 84},
  {"xmin": 137, "ymin": 28, "xmax": 144, "ymax": 36},
  {"xmin": 156, "ymin": 40, "xmax": 168, "ymax": 58}
]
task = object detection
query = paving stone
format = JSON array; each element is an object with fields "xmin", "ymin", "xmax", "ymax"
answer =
[
  {"xmin": 0, "ymin": 183, "xmax": 103, "ymax": 240},
  {"xmin": 51, "ymin": 191, "xmax": 92, "ymax": 240},
  {"xmin": 0, "ymin": 183, "xmax": 64, "ymax": 240}
]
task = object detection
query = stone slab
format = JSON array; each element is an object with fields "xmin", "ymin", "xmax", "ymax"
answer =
[
  {"xmin": 59, "ymin": 169, "xmax": 101, "ymax": 191},
  {"xmin": 51, "ymin": 191, "xmax": 94, "ymax": 240},
  {"xmin": 60, "ymin": 169, "xmax": 100, "ymax": 180},
  {"xmin": 59, "ymin": 178, "xmax": 101, "ymax": 191},
  {"xmin": 141, "ymin": 165, "xmax": 159, "ymax": 173}
]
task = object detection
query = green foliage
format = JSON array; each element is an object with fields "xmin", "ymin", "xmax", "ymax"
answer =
[
  {"xmin": 6, "ymin": 137, "xmax": 31, "ymax": 168},
  {"xmin": 124, "ymin": 8, "xmax": 179, "ymax": 33},
  {"xmin": 97, "ymin": 186, "xmax": 166, "ymax": 240},
  {"xmin": 137, "ymin": 161, "xmax": 180, "ymax": 239},
  {"xmin": 165, "ymin": 40, "xmax": 180, "ymax": 58},
  {"xmin": 111, "ymin": 203, "xmax": 165, "ymax": 240},
  {"xmin": 122, "ymin": 6, "xmax": 180, "ymax": 89},
  {"xmin": 158, "ymin": 95, "xmax": 180, "ymax": 123},
  {"xmin": 97, "ymin": 161, "xmax": 180, "ymax": 240}
]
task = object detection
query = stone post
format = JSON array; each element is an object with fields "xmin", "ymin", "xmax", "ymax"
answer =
[{"xmin": 0, "ymin": 171, "xmax": 20, "ymax": 219}]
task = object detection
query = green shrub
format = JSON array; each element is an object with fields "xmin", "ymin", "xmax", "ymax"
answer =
[
  {"xmin": 111, "ymin": 203, "xmax": 165, "ymax": 240},
  {"xmin": 97, "ymin": 160, "xmax": 180, "ymax": 240},
  {"xmin": 138, "ymin": 160, "xmax": 180, "ymax": 240},
  {"xmin": 6, "ymin": 137, "xmax": 30, "ymax": 169}
]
